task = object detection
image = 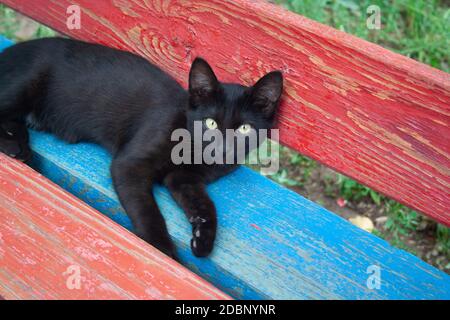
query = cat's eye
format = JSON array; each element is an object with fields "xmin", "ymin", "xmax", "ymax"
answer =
[
  {"xmin": 237, "ymin": 124, "xmax": 252, "ymax": 135},
  {"xmin": 204, "ymin": 118, "xmax": 218, "ymax": 130}
]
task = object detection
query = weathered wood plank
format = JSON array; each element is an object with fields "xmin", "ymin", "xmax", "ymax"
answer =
[
  {"xmin": 2, "ymin": 0, "xmax": 449, "ymax": 224},
  {"xmin": 0, "ymin": 154, "xmax": 230, "ymax": 300}
]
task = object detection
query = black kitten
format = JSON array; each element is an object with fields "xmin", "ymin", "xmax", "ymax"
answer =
[{"xmin": 0, "ymin": 38, "xmax": 283, "ymax": 258}]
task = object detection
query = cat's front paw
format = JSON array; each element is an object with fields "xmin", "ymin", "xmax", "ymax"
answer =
[
  {"xmin": 0, "ymin": 122, "xmax": 32, "ymax": 162},
  {"xmin": 0, "ymin": 136, "xmax": 32, "ymax": 162},
  {"xmin": 190, "ymin": 217, "xmax": 216, "ymax": 257}
]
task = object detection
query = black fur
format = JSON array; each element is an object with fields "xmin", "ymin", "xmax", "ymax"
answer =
[{"xmin": 0, "ymin": 38, "xmax": 283, "ymax": 258}]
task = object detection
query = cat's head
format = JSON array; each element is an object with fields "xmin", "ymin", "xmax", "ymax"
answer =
[{"xmin": 186, "ymin": 57, "xmax": 283, "ymax": 164}]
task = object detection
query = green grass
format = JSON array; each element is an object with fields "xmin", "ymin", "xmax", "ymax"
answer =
[
  {"xmin": 276, "ymin": 0, "xmax": 450, "ymax": 72},
  {"xmin": 437, "ymin": 224, "xmax": 450, "ymax": 255},
  {"xmin": 289, "ymin": 152, "xmax": 317, "ymax": 182},
  {"xmin": 337, "ymin": 174, "xmax": 382, "ymax": 205},
  {"xmin": 33, "ymin": 24, "xmax": 56, "ymax": 39},
  {"xmin": 0, "ymin": 4, "xmax": 56, "ymax": 41},
  {"xmin": 270, "ymin": 146, "xmax": 317, "ymax": 187},
  {"xmin": 0, "ymin": 4, "xmax": 17, "ymax": 39}
]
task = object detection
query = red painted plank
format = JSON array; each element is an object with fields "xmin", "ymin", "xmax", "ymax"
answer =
[
  {"xmin": 0, "ymin": 155, "xmax": 230, "ymax": 300},
  {"xmin": 1, "ymin": 0, "xmax": 449, "ymax": 225}
]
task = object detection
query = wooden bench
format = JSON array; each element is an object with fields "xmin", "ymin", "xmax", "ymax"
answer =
[
  {"xmin": 0, "ymin": 154, "xmax": 230, "ymax": 299},
  {"xmin": 1, "ymin": 0, "xmax": 449, "ymax": 299}
]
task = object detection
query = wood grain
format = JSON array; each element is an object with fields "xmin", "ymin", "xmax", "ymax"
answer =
[
  {"xmin": 0, "ymin": 154, "xmax": 230, "ymax": 300},
  {"xmin": 2, "ymin": 0, "xmax": 448, "ymax": 224}
]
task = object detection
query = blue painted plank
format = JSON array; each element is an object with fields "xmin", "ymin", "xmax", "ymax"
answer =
[
  {"xmin": 0, "ymin": 35, "xmax": 13, "ymax": 51},
  {"xmin": 1, "ymin": 37, "xmax": 449, "ymax": 299}
]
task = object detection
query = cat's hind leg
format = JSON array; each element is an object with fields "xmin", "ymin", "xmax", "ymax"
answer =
[{"xmin": 0, "ymin": 120, "xmax": 32, "ymax": 162}]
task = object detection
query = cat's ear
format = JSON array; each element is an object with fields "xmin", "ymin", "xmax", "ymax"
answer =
[
  {"xmin": 250, "ymin": 71, "xmax": 283, "ymax": 118},
  {"xmin": 189, "ymin": 58, "xmax": 219, "ymax": 102}
]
